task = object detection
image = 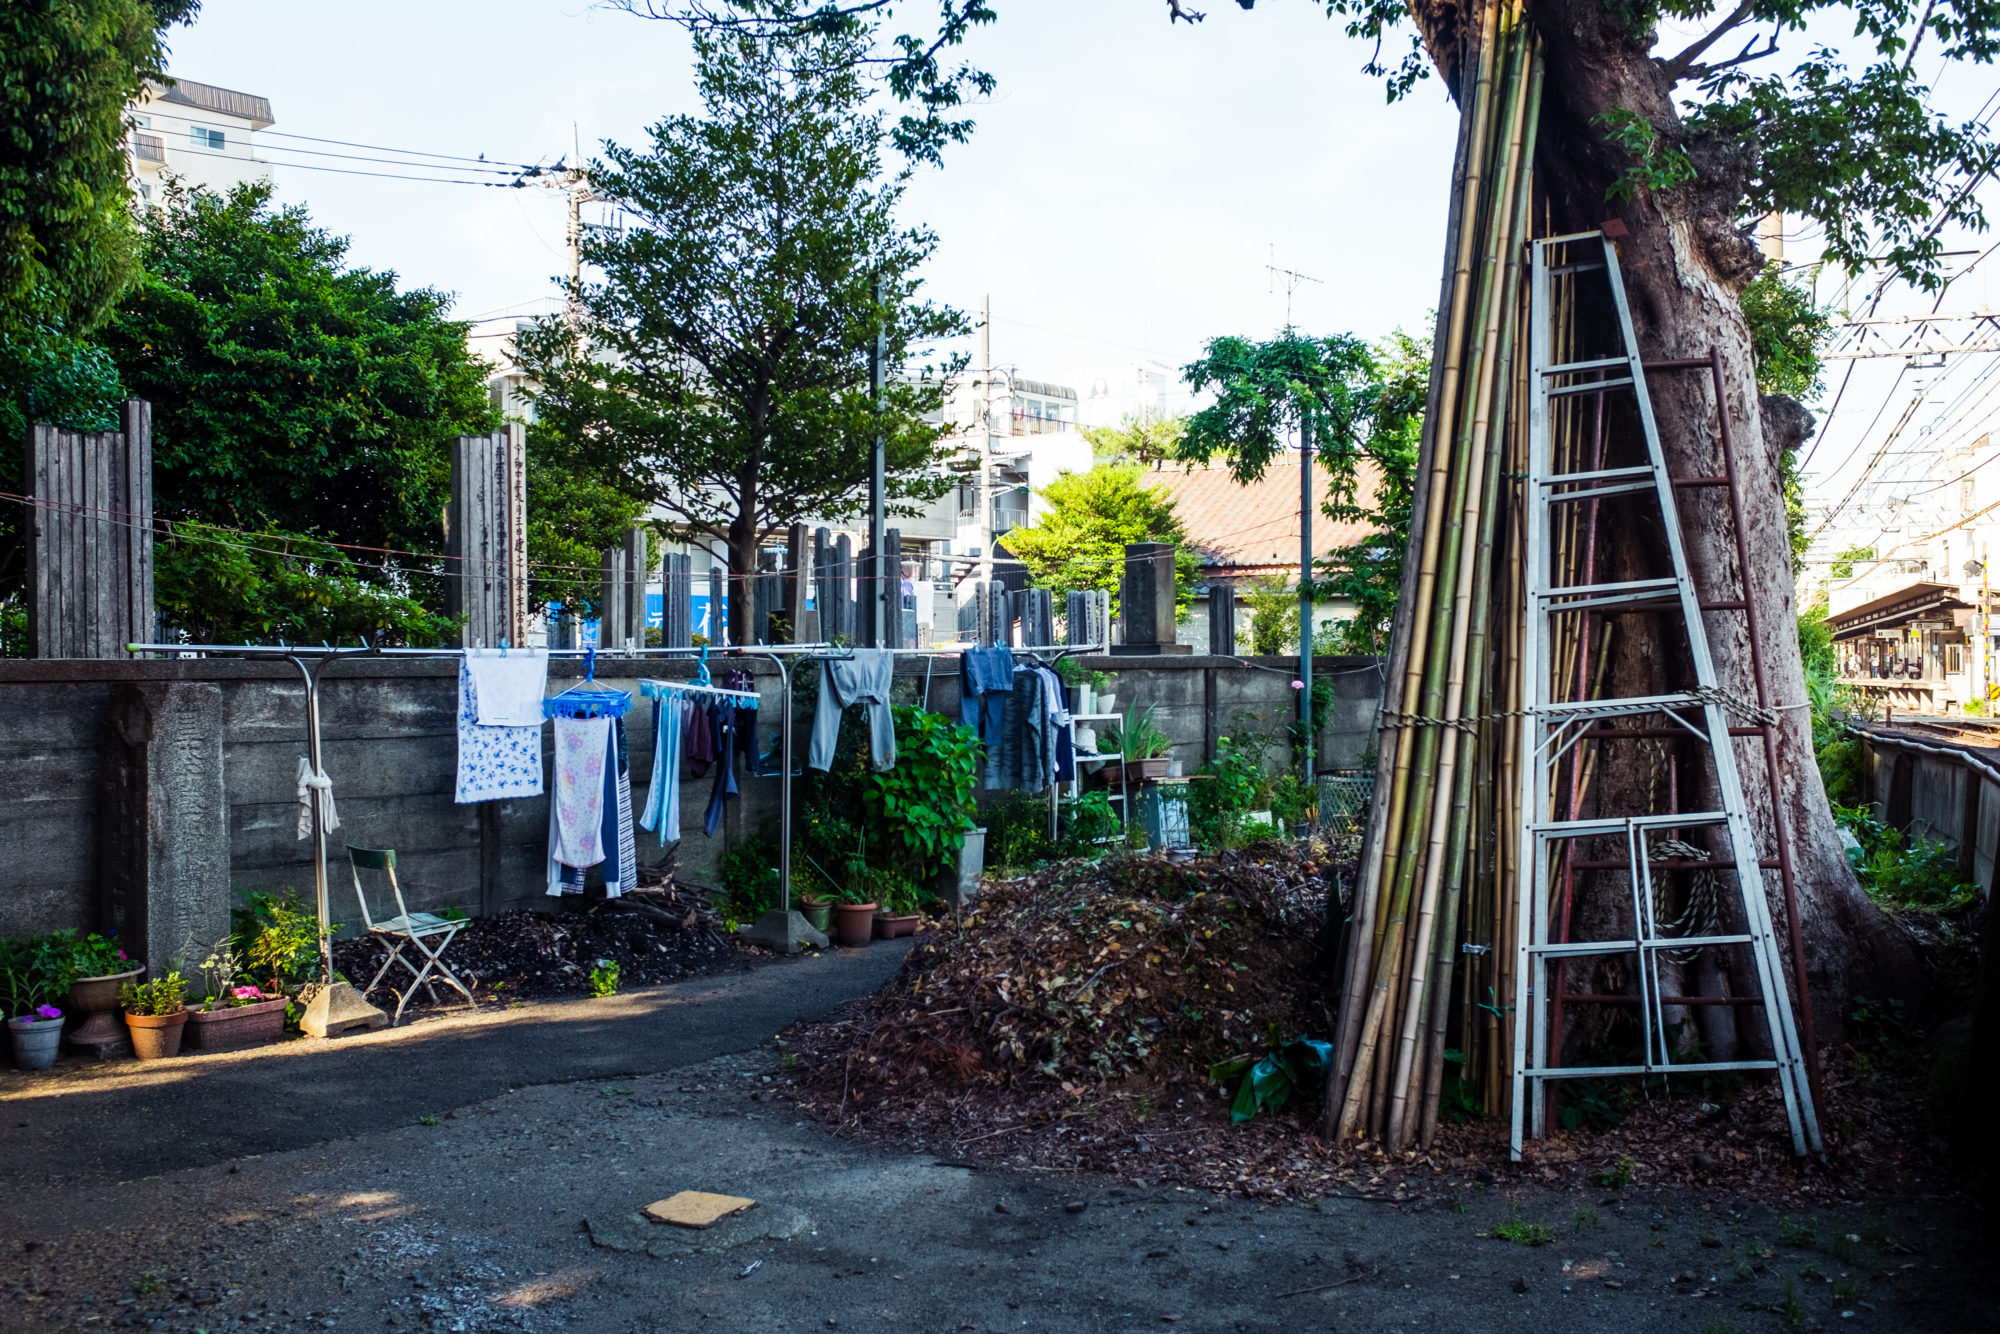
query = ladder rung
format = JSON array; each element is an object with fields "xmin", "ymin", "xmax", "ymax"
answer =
[
  {"xmin": 1548, "ymin": 480, "xmax": 1654, "ymax": 503},
  {"xmin": 1538, "ymin": 577, "xmax": 1680, "ymax": 611},
  {"xmin": 1670, "ymin": 475, "xmax": 1730, "ymax": 487},
  {"xmin": 1521, "ymin": 1060, "xmax": 1779, "ymax": 1081},
  {"xmin": 1564, "ymin": 993, "xmax": 1770, "ymax": 1007},
  {"xmin": 1548, "ymin": 376, "xmax": 1633, "ymax": 397},
  {"xmin": 1534, "ymin": 692, "xmax": 1714, "ymax": 720},
  {"xmin": 1528, "ymin": 934, "xmax": 1756, "ymax": 957},
  {"xmin": 1579, "ymin": 726, "xmax": 1764, "ymax": 740},
  {"xmin": 1530, "ymin": 811, "xmax": 1729, "ymax": 838},
  {"xmin": 1539, "ymin": 464, "xmax": 1656, "ymax": 488},
  {"xmin": 1548, "ymin": 262, "xmax": 1606, "ymax": 277},
  {"xmin": 1573, "ymin": 858, "xmax": 1781, "ymax": 871},
  {"xmin": 1543, "ymin": 355, "xmax": 1630, "ymax": 377}
]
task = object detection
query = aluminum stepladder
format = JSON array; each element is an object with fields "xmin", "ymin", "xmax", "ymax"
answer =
[{"xmin": 1509, "ymin": 230, "xmax": 1823, "ymax": 1159}]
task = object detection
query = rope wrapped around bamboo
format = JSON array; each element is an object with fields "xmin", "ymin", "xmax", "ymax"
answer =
[{"xmin": 1323, "ymin": 0, "xmax": 1542, "ymax": 1150}]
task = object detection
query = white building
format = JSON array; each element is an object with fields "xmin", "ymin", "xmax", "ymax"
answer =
[{"xmin": 127, "ymin": 77, "xmax": 273, "ymax": 204}]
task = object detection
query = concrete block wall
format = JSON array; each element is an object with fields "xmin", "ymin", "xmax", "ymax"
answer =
[{"xmin": 0, "ymin": 651, "xmax": 1383, "ymax": 944}]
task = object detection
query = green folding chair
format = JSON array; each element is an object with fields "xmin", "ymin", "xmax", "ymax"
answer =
[{"xmin": 346, "ymin": 846, "xmax": 477, "ymax": 1024}]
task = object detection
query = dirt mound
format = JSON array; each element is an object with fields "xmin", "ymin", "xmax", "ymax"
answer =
[
  {"xmin": 791, "ymin": 840, "xmax": 1337, "ymax": 1108},
  {"xmin": 332, "ymin": 883, "xmax": 754, "ymax": 1007}
]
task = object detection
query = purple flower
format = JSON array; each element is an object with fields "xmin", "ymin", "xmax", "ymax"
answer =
[
  {"xmin": 1290, "ymin": 679, "xmax": 1304, "ymax": 690},
  {"xmin": 34, "ymin": 1005, "xmax": 61, "ymax": 1021}
]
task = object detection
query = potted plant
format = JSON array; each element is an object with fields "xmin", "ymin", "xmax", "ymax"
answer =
[
  {"xmin": 183, "ymin": 935, "xmax": 288, "ymax": 1053},
  {"xmin": 120, "ymin": 971, "xmax": 190, "ymax": 1060},
  {"xmin": 831, "ymin": 885, "xmax": 877, "ymax": 948},
  {"xmin": 1102, "ymin": 705, "xmax": 1173, "ymax": 783},
  {"xmin": 1, "ymin": 932, "xmax": 77, "ymax": 1070},
  {"xmin": 796, "ymin": 894, "xmax": 834, "ymax": 935},
  {"xmin": 872, "ymin": 874, "xmax": 925, "ymax": 940},
  {"xmin": 63, "ymin": 932, "xmax": 145, "ymax": 1057}
]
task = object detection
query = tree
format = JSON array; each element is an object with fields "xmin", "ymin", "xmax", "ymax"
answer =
[
  {"xmin": 1002, "ymin": 464, "xmax": 1199, "ymax": 618},
  {"xmin": 1082, "ymin": 411, "xmax": 1184, "ymax": 468},
  {"xmin": 96, "ymin": 182, "xmax": 498, "ymax": 636},
  {"xmin": 513, "ymin": 6, "xmax": 966, "ymax": 645},
  {"xmin": 1316, "ymin": 329, "xmax": 1428, "ymax": 655},
  {"xmin": 0, "ymin": 0, "xmax": 199, "ymax": 620}
]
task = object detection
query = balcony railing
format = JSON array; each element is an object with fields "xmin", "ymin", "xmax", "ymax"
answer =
[{"xmin": 131, "ymin": 132, "xmax": 165, "ymax": 163}]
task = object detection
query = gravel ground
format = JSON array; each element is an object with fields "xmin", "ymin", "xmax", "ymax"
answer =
[{"xmin": 3, "ymin": 1039, "xmax": 1994, "ymax": 1334}]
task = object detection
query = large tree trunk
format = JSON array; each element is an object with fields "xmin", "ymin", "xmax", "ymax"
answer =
[
  {"xmin": 727, "ymin": 468, "xmax": 760, "ymax": 647},
  {"xmin": 1395, "ymin": 0, "xmax": 1928, "ymax": 1039},
  {"xmin": 1528, "ymin": 1, "xmax": 1926, "ymax": 1035}
]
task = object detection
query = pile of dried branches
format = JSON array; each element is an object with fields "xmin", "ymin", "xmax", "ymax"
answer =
[{"xmin": 788, "ymin": 841, "xmax": 1337, "ymax": 1112}]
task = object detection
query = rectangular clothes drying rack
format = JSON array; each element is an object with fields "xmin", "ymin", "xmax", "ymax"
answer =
[{"xmin": 126, "ymin": 633, "xmax": 1104, "ymax": 967}]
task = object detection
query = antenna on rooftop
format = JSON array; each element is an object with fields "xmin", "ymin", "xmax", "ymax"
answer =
[{"xmin": 1266, "ymin": 243, "xmax": 1323, "ymax": 332}]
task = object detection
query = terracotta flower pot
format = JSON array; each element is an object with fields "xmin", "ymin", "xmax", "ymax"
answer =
[
  {"xmin": 831, "ymin": 902, "xmax": 877, "ymax": 948},
  {"xmin": 183, "ymin": 996, "xmax": 288, "ymax": 1053},
  {"xmin": 64, "ymin": 967, "xmax": 145, "ymax": 1058},
  {"xmin": 124, "ymin": 1010, "xmax": 188, "ymax": 1061},
  {"xmin": 873, "ymin": 913, "xmax": 922, "ymax": 940},
  {"xmin": 7, "ymin": 1016, "xmax": 63, "ymax": 1071}
]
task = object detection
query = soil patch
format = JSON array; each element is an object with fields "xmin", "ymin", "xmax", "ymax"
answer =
[{"xmin": 332, "ymin": 881, "xmax": 756, "ymax": 1007}]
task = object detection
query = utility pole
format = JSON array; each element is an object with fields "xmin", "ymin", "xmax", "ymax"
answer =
[
  {"xmin": 867, "ymin": 278, "xmax": 887, "ymax": 648},
  {"xmin": 979, "ymin": 293, "xmax": 995, "ymax": 586},
  {"xmin": 1299, "ymin": 413, "xmax": 1314, "ymax": 784}
]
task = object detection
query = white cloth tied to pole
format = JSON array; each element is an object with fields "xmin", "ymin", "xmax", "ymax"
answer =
[{"xmin": 295, "ymin": 757, "xmax": 340, "ymax": 841}]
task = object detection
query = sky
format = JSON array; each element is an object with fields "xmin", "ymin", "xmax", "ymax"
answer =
[{"xmin": 156, "ymin": 0, "xmax": 1462, "ymax": 421}]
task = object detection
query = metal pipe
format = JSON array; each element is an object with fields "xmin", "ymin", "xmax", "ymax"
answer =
[{"xmin": 1705, "ymin": 345, "xmax": 1824, "ymax": 1115}]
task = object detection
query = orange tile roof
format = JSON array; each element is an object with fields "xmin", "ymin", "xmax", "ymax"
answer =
[{"xmin": 1145, "ymin": 459, "xmax": 1381, "ymax": 576}]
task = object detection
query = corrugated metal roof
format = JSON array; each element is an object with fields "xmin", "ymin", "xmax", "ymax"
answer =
[
  {"xmin": 1013, "ymin": 378, "xmax": 1077, "ymax": 401},
  {"xmin": 149, "ymin": 78, "xmax": 274, "ymax": 129}
]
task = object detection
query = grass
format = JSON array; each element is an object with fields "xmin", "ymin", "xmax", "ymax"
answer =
[
  {"xmin": 1489, "ymin": 1217, "xmax": 1556, "ymax": 1246},
  {"xmin": 417, "ymin": 1115, "xmax": 438, "ymax": 1127},
  {"xmin": 132, "ymin": 1274, "xmax": 164, "ymax": 1295},
  {"xmin": 1570, "ymin": 1208, "xmax": 1599, "ymax": 1231},
  {"xmin": 1781, "ymin": 1275, "xmax": 1807, "ymax": 1328},
  {"xmin": 1832, "ymin": 1280, "xmax": 1864, "ymax": 1303},
  {"xmin": 1595, "ymin": 1154, "xmax": 1636, "ymax": 1190},
  {"xmin": 1778, "ymin": 1215, "xmax": 1816, "ymax": 1247}
]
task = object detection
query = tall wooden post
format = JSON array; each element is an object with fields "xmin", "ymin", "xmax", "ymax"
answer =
[
  {"xmin": 27, "ymin": 399, "xmax": 155, "ymax": 658},
  {"xmin": 447, "ymin": 423, "xmax": 529, "ymax": 648}
]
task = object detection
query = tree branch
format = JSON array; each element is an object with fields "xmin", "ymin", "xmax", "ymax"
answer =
[
  {"xmin": 1166, "ymin": 0, "xmax": 1208, "ymax": 21},
  {"xmin": 1659, "ymin": 0, "xmax": 1755, "ymax": 82}
]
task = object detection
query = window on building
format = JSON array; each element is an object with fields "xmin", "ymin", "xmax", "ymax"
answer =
[
  {"xmin": 190, "ymin": 126, "xmax": 226, "ymax": 150},
  {"xmin": 1948, "ymin": 644, "xmax": 1964, "ymax": 675}
]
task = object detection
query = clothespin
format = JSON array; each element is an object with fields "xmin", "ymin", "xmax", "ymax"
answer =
[
  {"xmin": 695, "ymin": 643, "xmax": 711, "ymax": 687},
  {"xmin": 585, "ymin": 646, "xmax": 597, "ymax": 682}
]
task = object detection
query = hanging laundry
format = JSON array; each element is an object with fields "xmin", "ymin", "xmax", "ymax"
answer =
[
  {"xmin": 547, "ymin": 713, "xmax": 636, "ymax": 896},
  {"xmin": 454, "ymin": 659, "xmax": 545, "ymax": 803},
  {"xmin": 1034, "ymin": 664, "xmax": 1075, "ymax": 785},
  {"xmin": 638, "ymin": 693, "xmax": 684, "ymax": 846},
  {"xmin": 684, "ymin": 697, "xmax": 717, "ymax": 776},
  {"xmin": 959, "ymin": 645, "xmax": 1014, "ymax": 787},
  {"xmin": 810, "ymin": 648, "xmax": 896, "ymax": 772},
  {"xmin": 294, "ymin": 757, "xmax": 340, "ymax": 840},
  {"xmin": 725, "ymin": 669, "xmax": 761, "ymax": 773},
  {"xmin": 998, "ymin": 669, "xmax": 1053, "ymax": 792},
  {"xmin": 463, "ymin": 648, "xmax": 549, "ymax": 726},
  {"xmin": 604, "ymin": 716, "xmax": 637, "ymax": 897},
  {"xmin": 549, "ymin": 714, "xmax": 610, "ymax": 871},
  {"xmin": 702, "ymin": 701, "xmax": 740, "ymax": 837}
]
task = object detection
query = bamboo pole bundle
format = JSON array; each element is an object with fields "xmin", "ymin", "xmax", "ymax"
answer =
[{"xmin": 1323, "ymin": 0, "xmax": 1544, "ymax": 1149}]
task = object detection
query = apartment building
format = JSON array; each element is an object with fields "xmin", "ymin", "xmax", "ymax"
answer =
[{"xmin": 128, "ymin": 77, "xmax": 273, "ymax": 203}]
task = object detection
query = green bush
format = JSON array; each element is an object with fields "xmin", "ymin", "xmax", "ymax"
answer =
[
  {"xmin": 232, "ymin": 890, "xmax": 329, "ymax": 993},
  {"xmin": 120, "ymin": 970, "xmax": 188, "ymax": 1016},
  {"xmin": 864, "ymin": 706, "xmax": 980, "ymax": 880},
  {"xmin": 1831, "ymin": 804, "xmax": 1976, "ymax": 911},
  {"xmin": 717, "ymin": 839, "xmax": 781, "ymax": 921},
  {"xmin": 1190, "ymin": 731, "xmax": 1269, "ymax": 851}
]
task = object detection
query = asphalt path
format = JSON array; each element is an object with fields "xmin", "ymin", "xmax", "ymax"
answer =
[{"xmin": 0, "ymin": 943, "xmax": 908, "ymax": 1187}]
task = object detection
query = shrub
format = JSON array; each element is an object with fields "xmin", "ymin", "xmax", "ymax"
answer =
[
  {"xmin": 717, "ymin": 839, "xmax": 781, "ymax": 922},
  {"xmin": 232, "ymin": 890, "xmax": 328, "ymax": 993},
  {"xmin": 120, "ymin": 971, "xmax": 188, "ymax": 1017}
]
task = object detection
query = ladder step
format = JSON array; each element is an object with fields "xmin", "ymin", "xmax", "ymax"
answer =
[
  {"xmin": 1520, "ymin": 1060, "xmax": 1779, "ymax": 1081},
  {"xmin": 1548, "ymin": 262, "xmax": 1606, "ymax": 277},
  {"xmin": 1527, "ymin": 933, "xmax": 1755, "ymax": 957},
  {"xmin": 1530, "ymin": 811, "xmax": 1729, "ymax": 838},
  {"xmin": 1540, "ymin": 464, "xmax": 1655, "ymax": 487},
  {"xmin": 1573, "ymin": 857, "xmax": 1782, "ymax": 871},
  {"xmin": 1543, "ymin": 355, "xmax": 1630, "ymax": 376},
  {"xmin": 1547, "ymin": 480, "xmax": 1655, "ymax": 503},
  {"xmin": 1533, "ymin": 691, "xmax": 1719, "ymax": 721},
  {"xmin": 1670, "ymin": 475, "xmax": 1730, "ymax": 487},
  {"xmin": 1537, "ymin": 577, "xmax": 1681, "ymax": 611},
  {"xmin": 1548, "ymin": 376, "xmax": 1633, "ymax": 397}
]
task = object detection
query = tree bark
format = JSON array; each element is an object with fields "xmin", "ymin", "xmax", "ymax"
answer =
[
  {"xmin": 1412, "ymin": 0, "xmax": 1927, "ymax": 1038},
  {"xmin": 727, "ymin": 464, "xmax": 760, "ymax": 647}
]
